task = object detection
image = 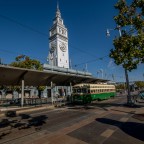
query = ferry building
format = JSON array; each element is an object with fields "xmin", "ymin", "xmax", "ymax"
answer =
[{"xmin": 48, "ymin": 4, "xmax": 69, "ymax": 68}]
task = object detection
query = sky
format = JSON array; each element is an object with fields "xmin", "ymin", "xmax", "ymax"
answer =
[{"xmin": 0, "ymin": 0, "xmax": 143, "ymax": 82}]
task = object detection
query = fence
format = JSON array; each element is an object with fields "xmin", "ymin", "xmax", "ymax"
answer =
[{"xmin": 0, "ymin": 98, "xmax": 51, "ymax": 107}]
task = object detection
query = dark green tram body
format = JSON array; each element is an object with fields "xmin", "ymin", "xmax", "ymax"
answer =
[{"xmin": 72, "ymin": 83, "xmax": 116, "ymax": 104}]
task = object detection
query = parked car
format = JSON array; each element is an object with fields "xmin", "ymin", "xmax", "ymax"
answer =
[{"xmin": 139, "ymin": 90, "xmax": 144, "ymax": 99}]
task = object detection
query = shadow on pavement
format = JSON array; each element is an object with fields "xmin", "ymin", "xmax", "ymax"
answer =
[
  {"xmin": 132, "ymin": 114, "xmax": 144, "ymax": 121},
  {"xmin": 28, "ymin": 115, "xmax": 48, "ymax": 130},
  {"xmin": 96, "ymin": 118, "xmax": 144, "ymax": 142},
  {"xmin": 19, "ymin": 113, "xmax": 31, "ymax": 119},
  {"xmin": 0, "ymin": 113, "xmax": 48, "ymax": 139}
]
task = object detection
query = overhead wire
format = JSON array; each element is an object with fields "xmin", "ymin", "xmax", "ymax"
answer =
[
  {"xmin": 0, "ymin": 14, "xmax": 109, "ymax": 66},
  {"xmin": 0, "ymin": 14, "xmax": 48, "ymax": 37},
  {"xmin": 73, "ymin": 55, "xmax": 109, "ymax": 67}
]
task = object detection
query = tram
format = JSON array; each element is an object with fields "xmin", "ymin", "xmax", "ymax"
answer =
[{"xmin": 72, "ymin": 83, "xmax": 116, "ymax": 104}]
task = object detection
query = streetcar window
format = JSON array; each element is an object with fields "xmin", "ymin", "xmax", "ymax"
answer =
[
  {"xmin": 77, "ymin": 89, "xmax": 81, "ymax": 93},
  {"xmin": 82, "ymin": 89, "xmax": 87, "ymax": 93}
]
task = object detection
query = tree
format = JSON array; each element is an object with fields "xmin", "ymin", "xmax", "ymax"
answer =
[
  {"xmin": 10, "ymin": 55, "xmax": 43, "ymax": 71},
  {"xmin": 37, "ymin": 86, "xmax": 46, "ymax": 98},
  {"xmin": 110, "ymin": 0, "xmax": 144, "ymax": 71},
  {"xmin": 109, "ymin": 0, "xmax": 144, "ymax": 104},
  {"xmin": 135, "ymin": 81, "xmax": 144, "ymax": 88},
  {"xmin": 116, "ymin": 83, "xmax": 125, "ymax": 91}
]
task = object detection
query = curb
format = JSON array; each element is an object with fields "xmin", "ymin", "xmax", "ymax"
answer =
[{"xmin": 0, "ymin": 105, "xmax": 55, "ymax": 118}]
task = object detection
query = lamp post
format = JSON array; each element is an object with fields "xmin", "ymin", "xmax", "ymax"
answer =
[
  {"xmin": 97, "ymin": 69, "xmax": 103, "ymax": 79},
  {"xmin": 99, "ymin": 69, "xmax": 103, "ymax": 79},
  {"xmin": 106, "ymin": 26, "xmax": 132, "ymax": 105},
  {"xmin": 97, "ymin": 71, "xmax": 100, "ymax": 78}
]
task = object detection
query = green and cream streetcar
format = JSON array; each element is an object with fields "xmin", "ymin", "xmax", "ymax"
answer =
[{"xmin": 72, "ymin": 83, "xmax": 116, "ymax": 104}]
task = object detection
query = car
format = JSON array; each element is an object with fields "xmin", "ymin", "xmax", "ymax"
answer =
[{"xmin": 139, "ymin": 90, "xmax": 144, "ymax": 99}]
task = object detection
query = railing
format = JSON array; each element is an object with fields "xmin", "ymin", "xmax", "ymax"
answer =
[
  {"xmin": 0, "ymin": 98, "xmax": 51, "ymax": 107},
  {"xmin": 43, "ymin": 64, "xmax": 92, "ymax": 77}
]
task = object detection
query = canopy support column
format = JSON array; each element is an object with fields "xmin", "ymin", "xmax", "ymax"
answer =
[
  {"xmin": 51, "ymin": 81, "xmax": 54, "ymax": 105},
  {"xmin": 21, "ymin": 79, "xmax": 24, "ymax": 107},
  {"xmin": 70, "ymin": 82, "xmax": 72, "ymax": 103}
]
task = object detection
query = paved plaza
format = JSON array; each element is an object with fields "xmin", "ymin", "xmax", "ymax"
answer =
[{"xmin": 0, "ymin": 95, "xmax": 144, "ymax": 144}]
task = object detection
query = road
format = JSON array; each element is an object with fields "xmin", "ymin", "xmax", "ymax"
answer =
[{"xmin": 0, "ymin": 94, "xmax": 144, "ymax": 144}]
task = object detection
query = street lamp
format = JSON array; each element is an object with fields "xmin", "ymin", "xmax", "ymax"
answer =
[
  {"xmin": 97, "ymin": 71, "xmax": 100, "ymax": 78},
  {"xmin": 97, "ymin": 69, "xmax": 103, "ymax": 79},
  {"xmin": 99, "ymin": 69, "xmax": 103, "ymax": 79},
  {"xmin": 106, "ymin": 26, "xmax": 132, "ymax": 105}
]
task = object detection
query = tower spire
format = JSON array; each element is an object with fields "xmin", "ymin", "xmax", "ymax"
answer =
[
  {"xmin": 49, "ymin": 0, "xmax": 69, "ymax": 68},
  {"xmin": 56, "ymin": 0, "xmax": 61, "ymax": 18},
  {"xmin": 57, "ymin": 0, "xmax": 59, "ymax": 10}
]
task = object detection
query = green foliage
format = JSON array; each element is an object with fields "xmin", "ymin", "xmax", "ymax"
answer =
[
  {"xmin": 7, "ymin": 86, "xmax": 21, "ymax": 92},
  {"xmin": 110, "ymin": 0, "xmax": 144, "ymax": 71},
  {"xmin": 37, "ymin": 86, "xmax": 46, "ymax": 91},
  {"xmin": 135, "ymin": 81, "xmax": 144, "ymax": 88},
  {"xmin": 0, "ymin": 85, "xmax": 7, "ymax": 90},
  {"xmin": 116, "ymin": 83, "xmax": 125, "ymax": 90},
  {"xmin": 10, "ymin": 56, "xmax": 43, "ymax": 71}
]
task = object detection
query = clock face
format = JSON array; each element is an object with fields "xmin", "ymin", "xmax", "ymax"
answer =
[{"xmin": 59, "ymin": 42, "xmax": 67, "ymax": 52}]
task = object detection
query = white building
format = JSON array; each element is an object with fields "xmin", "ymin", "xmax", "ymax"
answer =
[{"xmin": 48, "ymin": 4, "xmax": 69, "ymax": 68}]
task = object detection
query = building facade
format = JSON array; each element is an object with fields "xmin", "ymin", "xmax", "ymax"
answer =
[{"xmin": 48, "ymin": 4, "xmax": 69, "ymax": 68}]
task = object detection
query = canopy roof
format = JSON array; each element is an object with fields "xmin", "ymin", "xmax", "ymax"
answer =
[{"xmin": 0, "ymin": 65, "xmax": 109, "ymax": 86}]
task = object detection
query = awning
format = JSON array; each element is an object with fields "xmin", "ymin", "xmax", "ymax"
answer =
[{"xmin": 0, "ymin": 65, "xmax": 108, "ymax": 86}]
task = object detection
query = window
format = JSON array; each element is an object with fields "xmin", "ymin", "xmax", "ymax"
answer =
[
  {"xmin": 77, "ymin": 89, "xmax": 81, "ymax": 93},
  {"xmin": 82, "ymin": 88, "xmax": 87, "ymax": 93},
  {"xmin": 62, "ymin": 30, "xmax": 64, "ymax": 34}
]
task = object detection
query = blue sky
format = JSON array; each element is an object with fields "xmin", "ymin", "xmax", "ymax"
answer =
[{"xmin": 0, "ymin": 0, "xmax": 143, "ymax": 82}]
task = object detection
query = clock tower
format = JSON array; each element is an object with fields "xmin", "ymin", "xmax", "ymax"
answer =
[{"xmin": 48, "ymin": 4, "xmax": 69, "ymax": 68}]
